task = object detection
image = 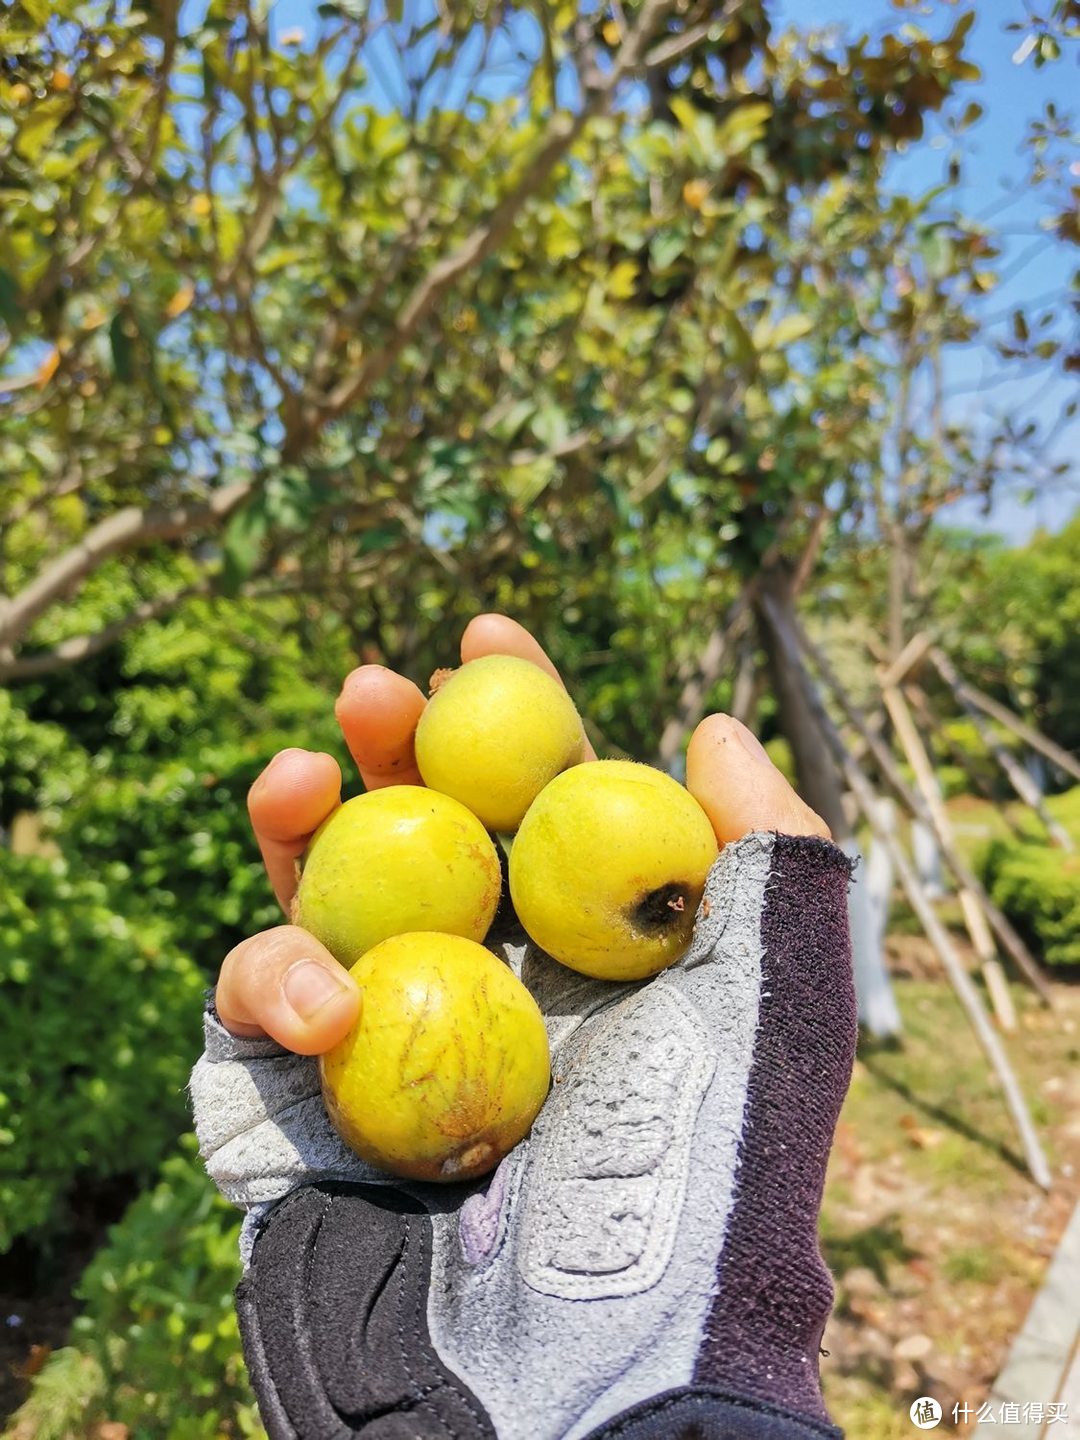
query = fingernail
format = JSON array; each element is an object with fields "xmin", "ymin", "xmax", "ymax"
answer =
[
  {"xmin": 284, "ymin": 960, "xmax": 352, "ymax": 1021},
  {"xmin": 732, "ymin": 720, "xmax": 774, "ymax": 767}
]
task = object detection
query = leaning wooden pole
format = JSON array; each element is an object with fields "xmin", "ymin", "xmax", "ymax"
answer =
[
  {"xmin": 881, "ymin": 681, "xmax": 1016, "ymax": 1033},
  {"xmin": 928, "ymin": 648, "xmax": 1074, "ymax": 850},
  {"xmin": 758, "ymin": 596, "xmax": 1053, "ymax": 1190},
  {"xmin": 783, "ymin": 609, "xmax": 1054, "ymax": 1005},
  {"xmin": 907, "ymin": 682, "xmax": 1028, "ymax": 841},
  {"xmin": 928, "ymin": 648, "xmax": 1080, "ymax": 787}
]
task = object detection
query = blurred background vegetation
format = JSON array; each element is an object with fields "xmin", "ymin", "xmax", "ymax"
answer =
[{"xmin": 1, "ymin": 0, "xmax": 1078, "ymax": 1435}]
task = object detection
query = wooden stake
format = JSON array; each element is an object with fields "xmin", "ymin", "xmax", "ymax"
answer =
[
  {"xmin": 957, "ymin": 888, "xmax": 1016, "ymax": 1034},
  {"xmin": 928, "ymin": 649, "xmax": 1074, "ymax": 851},
  {"xmin": 776, "ymin": 604, "xmax": 1054, "ymax": 1005},
  {"xmin": 859, "ymin": 796, "xmax": 1049, "ymax": 1188},
  {"xmin": 982, "ymin": 957, "xmax": 1018, "ymax": 1034},
  {"xmin": 759, "ymin": 596, "xmax": 1053, "ymax": 1189},
  {"xmin": 928, "ymin": 648, "xmax": 1080, "ymax": 787},
  {"xmin": 881, "ymin": 681, "xmax": 1016, "ymax": 1038},
  {"xmin": 878, "ymin": 630, "xmax": 934, "ymax": 691},
  {"xmin": 907, "ymin": 683, "xmax": 1028, "ymax": 841},
  {"xmin": 880, "ymin": 681, "xmax": 1017, "ymax": 1025}
]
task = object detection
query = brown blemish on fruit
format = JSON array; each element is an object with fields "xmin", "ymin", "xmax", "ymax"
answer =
[
  {"xmin": 440, "ymin": 1140, "xmax": 495, "ymax": 1179},
  {"xmin": 631, "ymin": 882, "xmax": 689, "ymax": 933}
]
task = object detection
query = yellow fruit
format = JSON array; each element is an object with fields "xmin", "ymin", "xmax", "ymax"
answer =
[
  {"xmin": 415, "ymin": 654, "xmax": 586, "ymax": 832},
  {"xmin": 509, "ymin": 760, "xmax": 719, "ymax": 981},
  {"xmin": 320, "ymin": 932, "xmax": 551, "ymax": 1181},
  {"xmin": 294, "ymin": 787, "xmax": 501, "ymax": 966}
]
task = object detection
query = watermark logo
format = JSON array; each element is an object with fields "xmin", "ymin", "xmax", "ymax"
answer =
[
  {"xmin": 908, "ymin": 1397, "xmax": 1072, "ymax": 1427},
  {"xmin": 910, "ymin": 1397, "xmax": 942, "ymax": 1429}
]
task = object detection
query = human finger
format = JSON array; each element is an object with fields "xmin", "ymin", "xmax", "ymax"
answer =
[
  {"xmin": 248, "ymin": 748, "xmax": 342, "ymax": 911},
  {"xmin": 334, "ymin": 664, "xmax": 427, "ymax": 790},
  {"xmin": 686, "ymin": 714, "xmax": 831, "ymax": 846},
  {"xmin": 215, "ymin": 924, "xmax": 360, "ymax": 1054}
]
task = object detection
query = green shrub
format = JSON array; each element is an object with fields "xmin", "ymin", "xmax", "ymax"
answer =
[
  {"xmin": 980, "ymin": 838, "xmax": 1080, "ymax": 968},
  {"xmin": 9, "ymin": 1136, "xmax": 262, "ymax": 1439},
  {"xmin": 0, "ymin": 690, "xmax": 92, "ymax": 828},
  {"xmin": 50, "ymin": 742, "xmax": 291, "ymax": 965},
  {"xmin": 0, "ymin": 853, "xmax": 205, "ymax": 1252},
  {"xmin": 1015, "ymin": 784, "xmax": 1080, "ymax": 844}
]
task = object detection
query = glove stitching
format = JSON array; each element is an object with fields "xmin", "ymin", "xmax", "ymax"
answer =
[
  {"xmin": 306, "ymin": 1188, "xmax": 348, "ymax": 1437},
  {"xmin": 398, "ymin": 1214, "xmax": 463, "ymax": 1440},
  {"xmin": 412, "ymin": 1209, "xmax": 495, "ymax": 1439}
]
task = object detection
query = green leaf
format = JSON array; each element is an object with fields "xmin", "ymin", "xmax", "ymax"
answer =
[
  {"xmin": 0, "ymin": 268, "xmax": 21, "ymax": 328},
  {"xmin": 531, "ymin": 405, "xmax": 570, "ymax": 449},
  {"xmin": 221, "ymin": 505, "xmax": 268, "ymax": 592},
  {"xmin": 109, "ymin": 314, "xmax": 136, "ymax": 382},
  {"xmin": 714, "ymin": 102, "xmax": 772, "ymax": 156},
  {"xmin": 490, "ymin": 399, "xmax": 535, "ymax": 442},
  {"xmin": 19, "ymin": 0, "xmax": 51, "ymax": 27},
  {"xmin": 355, "ymin": 524, "xmax": 403, "ymax": 553},
  {"xmin": 650, "ymin": 232, "xmax": 686, "ymax": 273},
  {"xmin": 757, "ymin": 313, "xmax": 814, "ymax": 349},
  {"xmin": 257, "ymin": 246, "xmax": 312, "ymax": 277},
  {"xmin": 606, "ymin": 260, "xmax": 638, "ymax": 300},
  {"xmin": 669, "ymin": 96, "xmax": 706, "ymax": 145},
  {"xmin": 719, "ymin": 307, "xmax": 756, "ymax": 369},
  {"xmin": 14, "ymin": 97, "xmax": 71, "ymax": 163}
]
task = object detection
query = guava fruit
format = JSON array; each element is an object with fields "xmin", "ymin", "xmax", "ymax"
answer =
[
  {"xmin": 320, "ymin": 932, "xmax": 551, "ymax": 1181},
  {"xmin": 509, "ymin": 759, "xmax": 719, "ymax": 981},
  {"xmin": 414, "ymin": 654, "xmax": 586, "ymax": 832},
  {"xmin": 294, "ymin": 786, "xmax": 501, "ymax": 966}
]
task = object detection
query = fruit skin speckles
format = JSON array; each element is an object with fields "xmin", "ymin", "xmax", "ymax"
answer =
[
  {"xmin": 414, "ymin": 654, "xmax": 586, "ymax": 832},
  {"xmin": 509, "ymin": 760, "xmax": 718, "ymax": 981},
  {"xmin": 319, "ymin": 933, "xmax": 550, "ymax": 1182},
  {"xmin": 294, "ymin": 786, "xmax": 501, "ymax": 966}
]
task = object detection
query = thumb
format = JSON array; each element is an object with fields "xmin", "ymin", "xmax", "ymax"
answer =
[
  {"xmin": 216, "ymin": 925, "xmax": 361, "ymax": 1056},
  {"xmin": 686, "ymin": 714, "xmax": 830, "ymax": 846}
]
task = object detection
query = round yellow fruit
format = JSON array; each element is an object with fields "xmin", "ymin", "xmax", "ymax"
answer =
[
  {"xmin": 414, "ymin": 654, "xmax": 586, "ymax": 832},
  {"xmin": 509, "ymin": 760, "xmax": 719, "ymax": 981},
  {"xmin": 294, "ymin": 787, "xmax": 501, "ymax": 966},
  {"xmin": 320, "ymin": 932, "xmax": 551, "ymax": 1181}
]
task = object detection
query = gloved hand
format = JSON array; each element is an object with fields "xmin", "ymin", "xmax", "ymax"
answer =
[{"xmin": 189, "ymin": 616, "xmax": 855, "ymax": 1440}]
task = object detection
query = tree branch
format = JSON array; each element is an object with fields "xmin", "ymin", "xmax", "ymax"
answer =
[
  {"xmin": 0, "ymin": 481, "xmax": 251, "ymax": 651},
  {"xmin": 0, "ymin": 580, "xmax": 213, "ymax": 680}
]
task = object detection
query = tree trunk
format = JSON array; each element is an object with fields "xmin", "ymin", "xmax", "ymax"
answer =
[{"xmin": 754, "ymin": 566, "xmax": 850, "ymax": 839}]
